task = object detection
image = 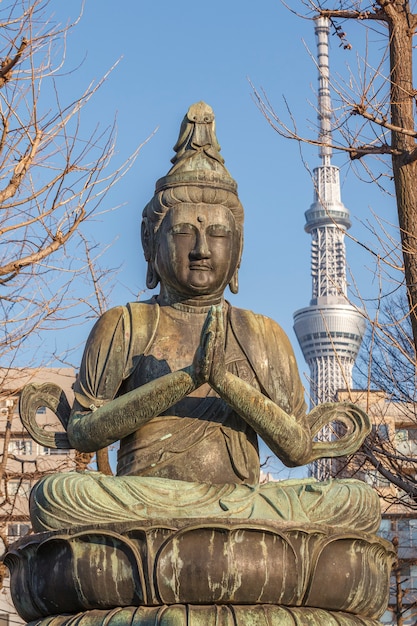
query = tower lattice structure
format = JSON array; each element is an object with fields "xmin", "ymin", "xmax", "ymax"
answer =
[{"xmin": 293, "ymin": 17, "xmax": 366, "ymax": 480}]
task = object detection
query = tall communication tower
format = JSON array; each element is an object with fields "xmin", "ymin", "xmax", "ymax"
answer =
[{"xmin": 293, "ymin": 17, "xmax": 366, "ymax": 479}]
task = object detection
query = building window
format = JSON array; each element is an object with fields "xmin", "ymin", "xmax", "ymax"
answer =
[
  {"xmin": 365, "ymin": 470, "xmax": 391, "ymax": 489},
  {"xmin": 381, "ymin": 517, "xmax": 417, "ymax": 544},
  {"xmin": 383, "ymin": 518, "xmax": 417, "ymax": 560},
  {"xmin": 372, "ymin": 424, "xmax": 389, "ymax": 440},
  {"xmin": 8, "ymin": 439, "xmax": 32, "ymax": 455},
  {"xmin": 397, "ymin": 518, "xmax": 417, "ymax": 548},
  {"xmin": 7, "ymin": 479, "xmax": 31, "ymax": 498},
  {"xmin": 409, "ymin": 428, "xmax": 417, "ymax": 440},
  {"xmin": 396, "ymin": 429, "xmax": 417, "ymax": 457},
  {"xmin": 379, "ymin": 609, "xmax": 394, "ymax": 625},
  {"xmin": 397, "ymin": 428, "xmax": 417, "ymax": 441},
  {"xmin": 399, "ymin": 563, "xmax": 417, "ymax": 598},
  {"xmin": 7, "ymin": 523, "xmax": 31, "ymax": 541},
  {"xmin": 378, "ymin": 518, "xmax": 392, "ymax": 541},
  {"xmin": 41, "ymin": 446, "xmax": 65, "ymax": 455}
]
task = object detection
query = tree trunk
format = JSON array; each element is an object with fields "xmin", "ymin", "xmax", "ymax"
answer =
[{"xmin": 387, "ymin": 1, "xmax": 417, "ymax": 355}]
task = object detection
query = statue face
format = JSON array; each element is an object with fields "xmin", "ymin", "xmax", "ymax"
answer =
[{"xmin": 154, "ymin": 204, "xmax": 240, "ymax": 299}]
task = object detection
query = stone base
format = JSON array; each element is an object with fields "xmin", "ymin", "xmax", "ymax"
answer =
[
  {"xmin": 27, "ymin": 605, "xmax": 383, "ymax": 626},
  {"xmin": 5, "ymin": 519, "xmax": 394, "ymax": 624}
]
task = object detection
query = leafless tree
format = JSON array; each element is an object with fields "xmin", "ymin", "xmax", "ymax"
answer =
[
  {"xmin": 343, "ymin": 291, "xmax": 417, "ymax": 503},
  {"xmin": 253, "ymin": 0, "xmax": 417, "ymax": 486},
  {"xmin": 0, "ymin": 0, "xmax": 144, "ymax": 376},
  {"xmin": 253, "ymin": 0, "xmax": 417, "ymax": 354}
]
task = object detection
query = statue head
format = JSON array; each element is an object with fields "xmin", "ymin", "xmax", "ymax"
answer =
[{"xmin": 141, "ymin": 102, "xmax": 244, "ymax": 299}]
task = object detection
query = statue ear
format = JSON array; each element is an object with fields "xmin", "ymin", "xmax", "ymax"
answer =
[
  {"xmin": 141, "ymin": 217, "xmax": 160, "ymax": 289},
  {"xmin": 229, "ymin": 233, "xmax": 243, "ymax": 294},
  {"xmin": 229, "ymin": 269, "xmax": 239, "ymax": 294},
  {"xmin": 141, "ymin": 218, "xmax": 152, "ymax": 261},
  {"xmin": 146, "ymin": 261, "xmax": 160, "ymax": 290}
]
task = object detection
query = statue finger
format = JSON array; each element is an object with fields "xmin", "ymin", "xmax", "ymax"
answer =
[
  {"xmin": 199, "ymin": 307, "xmax": 217, "ymax": 349},
  {"xmin": 214, "ymin": 305, "xmax": 225, "ymax": 341}
]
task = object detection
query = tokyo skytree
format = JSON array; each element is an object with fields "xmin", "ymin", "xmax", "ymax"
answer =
[{"xmin": 293, "ymin": 17, "xmax": 366, "ymax": 480}]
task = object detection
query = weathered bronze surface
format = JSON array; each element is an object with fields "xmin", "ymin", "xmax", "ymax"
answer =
[
  {"xmin": 7, "ymin": 102, "xmax": 394, "ymax": 625},
  {"xmin": 21, "ymin": 606, "xmax": 387, "ymax": 626},
  {"xmin": 6, "ymin": 520, "xmax": 394, "ymax": 622}
]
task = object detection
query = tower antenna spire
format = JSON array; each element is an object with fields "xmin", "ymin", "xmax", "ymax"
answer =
[
  {"xmin": 293, "ymin": 16, "xmax": 365, "ymax": 480},
  {"xmin": 316, "ymin": 16, "xmax": 332, "ymax": 166}
]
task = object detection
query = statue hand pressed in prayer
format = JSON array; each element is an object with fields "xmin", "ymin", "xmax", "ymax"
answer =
[{"xmin": 193, "ymin": 305, "xmax": 313, "ymax": 467}]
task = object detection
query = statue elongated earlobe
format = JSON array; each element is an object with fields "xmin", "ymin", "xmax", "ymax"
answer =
[
  {"xmin": 141, "ymin": 217, "xmax": 160, "ymax": 289},
  {"xmin": 146, "ymin": 262, "xmax": 159, "ymax": 289},
  {"xmin": 229, "ymin": 270, "xmax": 239, "ymax": 294},
  {"xmin": 229, "ymin": 235, "xmax": 243, "ymax": 294}
]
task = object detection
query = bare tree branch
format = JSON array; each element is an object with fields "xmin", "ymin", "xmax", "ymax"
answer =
[
  {"xmin": 0, "ymin": 0, "xmax": 149, "ymax": 378},
  {"xmin": 0, "ymin": 37, "xmax": 28, "ymax": 87}
]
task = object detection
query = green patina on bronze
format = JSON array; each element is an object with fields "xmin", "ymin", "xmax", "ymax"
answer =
[
  {"xmin": 8, "ymin": 102, "xmax": 394, "ymax": 626},
  {"xmin": 7, "ymin": 520, "xmax": 394, "ymax": 624}
]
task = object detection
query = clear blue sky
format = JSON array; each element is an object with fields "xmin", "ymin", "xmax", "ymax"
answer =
[
  {"xmin": 50, "ymin": 0, "xmax": 394, "ymax": 350},
  {"xmin": 44, "ymin": 1, "xmax": 396, "ymax": 475}
]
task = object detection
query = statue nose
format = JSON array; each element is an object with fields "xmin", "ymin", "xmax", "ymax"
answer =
[{"xmin": 191, "ymin": 232, "xmax": 211, "ymax": 259}]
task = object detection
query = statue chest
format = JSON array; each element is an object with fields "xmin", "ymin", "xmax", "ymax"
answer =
[
  {"xmin": 124, "ymin": 306, "xmax": 257, "ymax": 393},
  {"xmin": 142, "ymin": 309, "xmax": 203, "ymax": 375}
]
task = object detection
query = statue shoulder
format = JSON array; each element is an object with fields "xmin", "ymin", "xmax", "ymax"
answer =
[
  {"xmin": 124, "ymin": 300, "xmax": 160, "ymax": 377},
  {"xmin": 84, "ymin": 305, "xmax": 129, "ymax": 349},
  {"xmin": 229, "ymin": 306, "xmax": 306, "ymax": 418},
  {"xmin": 74, "ymin": 300, "xmax": 159, "ymax": 408},
  {"xmin": 229, "ymin": 306, "xmax": 291, "ymax": 348},
  {"xmin": 89, "ymin": 299, "xmax": 158, "ymax": 354},
  {"xmin": 74, "ymin": 305, "xmax": 130, "ymax": 408}
]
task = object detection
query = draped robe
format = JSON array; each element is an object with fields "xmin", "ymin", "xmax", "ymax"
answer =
[{"xmin": 30, "ymin": 300, "xmax": 380, "ymax": 533}]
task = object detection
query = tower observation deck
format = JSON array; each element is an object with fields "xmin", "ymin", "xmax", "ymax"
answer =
[{"xmin": 293, "ymin": 17, "xmax": 366, "ymax": 479}]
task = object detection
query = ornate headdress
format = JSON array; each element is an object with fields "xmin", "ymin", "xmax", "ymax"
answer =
[
  {"xmin": 155, "ymin": 101, "xmax": 238, "ymax": 195},
  {"xmin": 142, "ymin": 102, "xmax": 244, "ymax": 292}
]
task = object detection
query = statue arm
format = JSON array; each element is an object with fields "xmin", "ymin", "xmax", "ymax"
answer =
[
  {"xmin": 68, "ymin": 368, "xmax": 197, "ymax": 452},
  {"xmin": 213, "ymin": 371, "xmax": 312, "ymax": 467},
  {"xmin": 199, "ymin": 306, "xmax": 312, "ymax": 467},
  {"xmin": 209, "ymin": 308, "xmax": 370, "ymax": 466},
  {"xmin": 67, "ymin": 304, "xmax": 199, "ymax": 452}
]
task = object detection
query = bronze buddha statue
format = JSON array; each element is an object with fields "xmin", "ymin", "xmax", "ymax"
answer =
[{"xmin": 8, "ymin": 102, "xmax": 394, "ymax": 626}]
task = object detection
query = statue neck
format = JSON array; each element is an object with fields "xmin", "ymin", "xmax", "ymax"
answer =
[{"xmin": 157, "ymin": 285, "xmax": 224, "ymax": 311}]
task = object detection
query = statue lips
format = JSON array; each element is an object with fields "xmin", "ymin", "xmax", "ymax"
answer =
[{"xmin": 189, "ymin": 262, "xmax": 212, "ymax": 271}]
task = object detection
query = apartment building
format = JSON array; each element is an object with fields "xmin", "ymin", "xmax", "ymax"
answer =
[
  {"xmin": 0, "ymin": 368, "xmax": 77, "ymax": 626},
  {"xmin": 338, "ymin": 390, "xmax": 417, "ymax": 625}
]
